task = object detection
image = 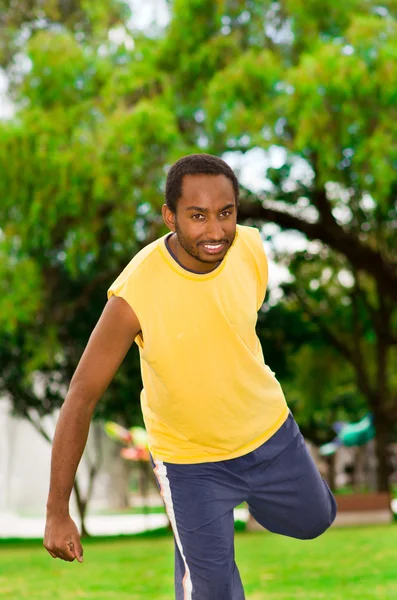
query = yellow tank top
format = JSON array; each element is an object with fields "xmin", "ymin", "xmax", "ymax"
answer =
[{"xmin": 107, "ymin": 224, "xmax": 288, "ymax": 463}]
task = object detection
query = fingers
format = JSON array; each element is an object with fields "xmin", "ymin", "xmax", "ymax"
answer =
[
  {"xmin": 68, "ymin": 538, "xmax": 84, "ymax": 563},
  {"xmin": 46, "ymin": 548, "xmax": 73, "ymax": 561},
  {"xmin": 63, "ymin": 541, "xmax": 77, "ymax": 562},
  {"xmin": 44, "ymin": 541, "xmax": 61, "ymax": 560},
  {"xmin": 45, "ymin": 540, "xmax": 82, "ymax": 562},
  {"xmin": 49, "ymin": 547, "xmax": 75, "ymax": 562},
  {"xmin": 73, "ymin": 538, "xmax": 84, "ymax": 563}
]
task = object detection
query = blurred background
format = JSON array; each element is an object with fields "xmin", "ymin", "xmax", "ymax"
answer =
[{"xmin": 0, "ymin": 0, "xmax": 396, "ymax": 598}]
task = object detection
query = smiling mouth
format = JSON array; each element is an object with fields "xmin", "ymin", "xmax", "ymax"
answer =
[{"xmin": 201, "ymin": 242, "xmax": 228, "ymax": 254}]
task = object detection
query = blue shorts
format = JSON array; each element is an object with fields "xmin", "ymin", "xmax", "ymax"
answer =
[{"xmin": 151, "ymin": 412, "xmax": 337, "ymax": 599}]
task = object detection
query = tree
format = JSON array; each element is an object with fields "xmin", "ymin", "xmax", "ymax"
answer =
[{"xmin": 0, "ymin": 0, "xmax": 131, "ymax": 64}]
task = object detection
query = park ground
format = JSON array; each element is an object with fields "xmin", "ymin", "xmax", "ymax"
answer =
[{"xmin": 1, "ymin": 524, "xmax": 397, "ymax": 599}]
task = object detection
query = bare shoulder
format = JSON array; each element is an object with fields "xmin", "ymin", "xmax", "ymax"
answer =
[
  {"xmin": 105, "ymin": 295, "xmax": 141, "ymax": 330},
  {"xmin": 94, "ymin": 295, "xmax": 142, "ymax": 348}
]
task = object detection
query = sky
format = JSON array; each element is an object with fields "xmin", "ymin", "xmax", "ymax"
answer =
[
  {"xmin": 127, "ymin": 0, "xmax": 170, "ymax": 31},
  {"xmin": 0, "ymin": 71, "xmax": 13, "ymax": 119}
]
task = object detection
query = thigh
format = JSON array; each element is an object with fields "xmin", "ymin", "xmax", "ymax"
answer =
[{"xmin": 247, "ymin": 425, "xmax": 337, "ymax": 540}]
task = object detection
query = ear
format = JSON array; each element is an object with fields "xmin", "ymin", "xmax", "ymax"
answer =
[{"xmin": 162, "ymin": 204, "xmax": 176, "ymax": 232}]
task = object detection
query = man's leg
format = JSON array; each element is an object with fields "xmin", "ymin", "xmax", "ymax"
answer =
[
  {"xmin": 152, "ymin": 458, "xmax": 247, "ymax": 600},
  {"xmin": 172, "ymin": 511, "xmax": 244, "ymax": 600},
  {"xmin": 245, "ymin": 413, "xmax": 337, "ymax": 540}
]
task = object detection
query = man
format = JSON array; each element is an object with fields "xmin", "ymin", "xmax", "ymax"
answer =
[{"xmin": 44, "ymin": 154, "xmax": 337, "ymax": 599}]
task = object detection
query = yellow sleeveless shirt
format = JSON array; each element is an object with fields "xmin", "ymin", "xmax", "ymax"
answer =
[{"xmin": 108, "ymin": 224, "xmax": 288, "ymax": 463}]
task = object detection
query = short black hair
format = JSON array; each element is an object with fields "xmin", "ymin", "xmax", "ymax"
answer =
[{"xmin": 165, "ymin": 153, "xmax": 240, "ymax": 213}]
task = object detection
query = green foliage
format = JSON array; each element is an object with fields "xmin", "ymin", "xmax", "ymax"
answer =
[
  {"xmin": 22, "ymin": 31, "xmax": 95, "ymax": 107},
  {"xmin": 0, "ymin": 235, "xmax": 43, "ymax": 333},
  {"xmin": 285, "ymin": 15, "xmax": 397, "ymax": 197},
  {"xmin": 284, "ymin": 0, "xmax": 364, "ymax": 45},
  {"xmin": 0, "ymin": 0, "xmax": 131, "ymax": 66},
  {"xmin": 258, "ymin": 297, "xmax": 368, "ymax": 445},
  {"xmin": 102, "ymin": 99, "xmax": 181, "ymax": 203},
  {"xmin": 205, "ymin": 49, "xmax": 282, "ymax": 143}
]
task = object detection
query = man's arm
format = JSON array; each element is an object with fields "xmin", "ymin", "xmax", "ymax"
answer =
[{"xmin": 44, "ymin": 295, "xmax": 141, "ymax": 562}]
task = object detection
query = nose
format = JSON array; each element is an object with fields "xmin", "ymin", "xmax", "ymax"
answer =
[{"xmin": 205, "ymin": 218, "xmax": 226, "ymax": 242}]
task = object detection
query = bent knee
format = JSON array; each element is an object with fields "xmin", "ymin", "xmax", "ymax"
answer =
[
  {"xmin": 298, "ymin": 520, "xmax": 331, "ymax": 540},
  {"xmin": 298, "ymin": 498, "xmax": 337, "ymax": 540}
]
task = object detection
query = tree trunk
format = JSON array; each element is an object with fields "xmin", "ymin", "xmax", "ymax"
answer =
[
  {"xmin": 109, "ymin": 443, "xmax": 132, "ymax": 509},
  {"xmin": 72, "ymin": 423, "xmax": 104, "ymax": 535},
  {"xmin": 373, "ymin": 288, "xmax": 393, "ymax": 494},
  {"xmin": 326, "ymin": 454, "xmax": 336, "ymax": 492},
  {"xmin": 355, "ymin": 446, "xmax": 367, "ymax": 492},
  {"xmin": 73, "ymin": 479, "xmax": 89, "ymax": 537},
  {"xmin": 351, "ymin": 448, "xmax": 359, "ymax": 492},
  {"xmin": 373, "ymin": 417, "xmax": 391, "ymax": 493},
  {"xmin": 365, "ymin": 439, "xmax": 378, "ymax": 492},
  {"xmin": 139, "ymin": 461, "xmax": 149, "ymax": 515}
]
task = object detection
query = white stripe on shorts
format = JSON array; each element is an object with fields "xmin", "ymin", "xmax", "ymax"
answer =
[{"xmin": 154, "ymin": 460, "xmax": 193, "ymax": 599}]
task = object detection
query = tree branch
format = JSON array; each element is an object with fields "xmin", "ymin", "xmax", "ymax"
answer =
[
  {"xmin": 294, "ymin": 291, "xmax": 352, "ymax": 360},
  {"xmin": 238, "ymin": 197, "xmax": 397, "ymax": 301},
  {"xmin": 84, "ymin": 426, "xmax": 103, "ymax": 512},
  {"xmin": 22, "ymin": 409, "xmax": 52, "ymax": 444},
  {"xmin": 310, "ymin": 152, "xmax": 340, "ymax": 230},
  {"xmin": 294, "ymin": 290, "xmax": 375, "ymax": 400},
  {"xmin": 350, "ymin": 287, "xmax": 374, "ymax": 400},
  {"xmin": 352, "ymin": 269, "xmax": 378, "ymax": 326}
]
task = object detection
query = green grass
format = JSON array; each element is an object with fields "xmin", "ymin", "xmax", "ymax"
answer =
[
  {"xmin": 1, "ymin": 525, "xmax": 396, "ymax": 599},
  {"xmin": 93, "ymin": 505, "xmax": 166, "ymax": 516}
]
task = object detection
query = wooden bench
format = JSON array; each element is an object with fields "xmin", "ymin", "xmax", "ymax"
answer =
[
  {"xmin": 246, "ymin": 492, "xmax": 393, "ymax": 531},
  {"xmin": 333, "ymin": 492, "xmax": 393, "ymax": 526}
]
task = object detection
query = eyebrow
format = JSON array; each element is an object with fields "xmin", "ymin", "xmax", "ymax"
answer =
[{"xmin": 185, "ymin": 203, "xmax": 235, "ymax": 213}]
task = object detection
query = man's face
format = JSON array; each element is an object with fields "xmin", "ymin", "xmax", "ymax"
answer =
[{"xmin": 162, "ymin": 174, "xmax": 238, "ymax": 272}]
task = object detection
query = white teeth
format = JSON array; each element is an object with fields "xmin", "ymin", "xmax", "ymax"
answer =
[{"xmin": 204, "ymin": 244, "xmax": 223, "ymax": 248}]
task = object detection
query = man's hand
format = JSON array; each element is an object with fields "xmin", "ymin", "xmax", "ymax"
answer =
[{"xmin": 44, "ymin": 514, "xmax": 84, "ymax": 563}]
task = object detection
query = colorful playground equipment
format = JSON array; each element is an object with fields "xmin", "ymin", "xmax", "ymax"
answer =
[
  {"xmin": 104, "ymin": 422, "xmax": 150, "ymax": 461},
  {"xmin": 319, "ymin": 413, "xmax": 375, "ymax": 456}
]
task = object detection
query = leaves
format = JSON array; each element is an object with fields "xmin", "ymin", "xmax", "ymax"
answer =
[{"xmin": 205, "ymin": 49, "xmax": 283, "ymax": 143}]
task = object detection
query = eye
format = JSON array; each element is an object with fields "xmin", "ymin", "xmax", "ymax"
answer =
[
  {"xmin": 221, "ymin": 211, "xmax": 232, "ymax": 218},
  {"xmin": 192, "ymin": 214, "xmax": 205, "ymax": 220}
]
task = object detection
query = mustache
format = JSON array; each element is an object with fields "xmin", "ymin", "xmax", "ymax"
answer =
[{"xmin": 199, "ymin": 240, "xmax": 229, "ymax": 245}]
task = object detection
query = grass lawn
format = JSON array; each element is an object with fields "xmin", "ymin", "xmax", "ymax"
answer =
[{"xmin": 1, "ymin": 525, "xmax": 396, "ymax": 599}]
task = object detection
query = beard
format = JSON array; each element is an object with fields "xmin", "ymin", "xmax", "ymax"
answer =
[{"xmin": 174, "ymin": 219, "xmax": 234, "ymax": 265}]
